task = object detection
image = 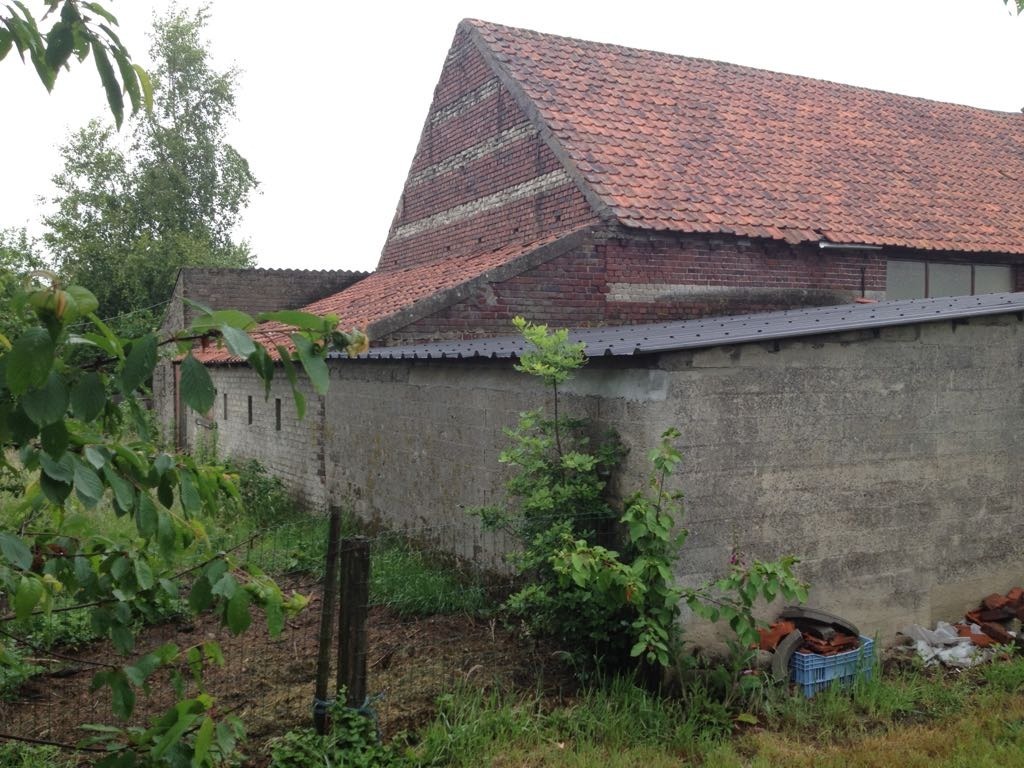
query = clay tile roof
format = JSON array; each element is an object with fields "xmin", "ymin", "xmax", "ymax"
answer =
[
  {"xmin": 466, "ymin": 19, "xmax": 1024, "ymax": 254},
  {"xmin": 199, "ymin": 227, "xmax": 591, "ymax": 363}
]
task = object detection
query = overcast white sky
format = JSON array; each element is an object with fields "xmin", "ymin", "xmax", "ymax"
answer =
[{"xmin": 2, "ymin": 1, "xmax": 1022, "ymax": 272}]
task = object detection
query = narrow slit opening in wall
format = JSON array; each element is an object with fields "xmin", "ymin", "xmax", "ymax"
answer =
[
  {"xmin": 275, "ymin": 398, "xmax": 281, "ymax": 431},
  {"xmin": 223, "ymin": 392, "xmax": 227, "ymax": 421},
  {"xmin": 247, "ymin": 395, "xmax": 253, "ymax": 425}
]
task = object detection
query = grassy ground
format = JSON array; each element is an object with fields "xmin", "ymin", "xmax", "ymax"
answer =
[
  {"xmin": 4, "ymin": 460, "xmax": 1024, "ymax": 766},
  {"xmin": 394, "ymin": 656, "xmax": 1024, "ymax": 767}
]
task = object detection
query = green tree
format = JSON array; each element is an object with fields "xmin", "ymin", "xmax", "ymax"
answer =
[
  {"xmin": 45, "ymin": 6, "xmax": 256, "ymax": 335},
  {"xmin": 0, "ymin": 276, "xmax": 367, "ymax": 765},
  {"xmin": 1, "ymin": 7, "xmax": 369, "ymax": 762},
  {"xmin": 0, "ymin": 1, "xmax": 150, "ymax": 126},
  {"xmin": 0, "ymin": 228, "xmax": 45, "ymax": 341}
]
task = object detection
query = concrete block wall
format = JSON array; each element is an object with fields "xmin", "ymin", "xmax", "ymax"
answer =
[
  {"xmin": 186, "ymin": 368, "xmax": 327, "ymax": 510},
  {"xmin": 206, "ymin": 311, "xmax": 1024, "ymax": 643}
]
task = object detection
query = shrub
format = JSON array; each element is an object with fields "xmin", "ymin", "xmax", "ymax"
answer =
[
  {"xmin": 268, "ymin": 697, "xmax": 394, "ymax": 767},
  {"xmin": 479, "ymin": 318, "xmax": 807, "ymax": 679}
]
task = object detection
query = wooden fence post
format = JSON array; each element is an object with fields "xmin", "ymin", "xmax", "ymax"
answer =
[
  {"xmin": 312, "ymin": 507, "xmax": 342, "ymax": 734},
  {"xmin": 337, "ymin": 535, "xmax": 370, "ymax": 707}
]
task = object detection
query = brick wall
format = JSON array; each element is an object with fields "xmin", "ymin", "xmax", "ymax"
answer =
[
  {"xmin": 206, "ymin": 310, "xmax": 1024, "ymax": 644},
  {"xmin": 171, "ymin": 268, "xmax": 366, "ymax": 327},
  {"xmin": 378, "ymin": 27, "xmax": 599, "ymax": 273},
  {"xmin": 388, "ymin": 230, "xmax": 884, "ymax": 342},
  {"xmin": 384, "ymin": 228, "xmax": 1024, "ymax": 344}
]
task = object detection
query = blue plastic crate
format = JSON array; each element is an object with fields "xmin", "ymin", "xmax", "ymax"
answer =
[{"xmin": 788, "ymin": 636, "xmax": 874, "ymax": 698}]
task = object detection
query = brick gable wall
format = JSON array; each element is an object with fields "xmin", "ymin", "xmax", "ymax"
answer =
[{"xmin": 378, "ymin": 28, "xmax": 599, "ymax": 272}]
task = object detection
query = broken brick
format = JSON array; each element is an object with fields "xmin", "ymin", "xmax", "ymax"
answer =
[
  {"xmin": 757, "ymin": 620, "xmax": 797, "ymax": 651},
  {"xmin": 978, "ymin": 608, "xmax": 1014, "ymax": 622},
  {"xmin": 956, "ymin": 624, "xmax": 995, "ymax": 648},
  {"xmin": 1007, "ymin": 587, "xmax": 1024, "ymax": 605},
  {"xmin": 983, "ymin": 593, "xmax": 1010, "ymax": 611},
  {"xmin": 979, "ymin": 621, "xmax": 1013, "ymax": 645}
]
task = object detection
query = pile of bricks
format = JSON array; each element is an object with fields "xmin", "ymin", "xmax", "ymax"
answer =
[
  {"xmin": 956, "ymin": 587, "xmax": 1024, "ymax": 647},
  {"xmin": 758, "ymin": 618, "xmax": 860, "ymax": 656}
]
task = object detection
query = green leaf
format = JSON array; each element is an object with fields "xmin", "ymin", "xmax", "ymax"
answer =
[
  {"xmin": 110, "ymin": 45, "xmax": 140, "ymax": 112},
  {"xmin": 157, "ymin": 475, "xmax": 174, "ymax": 508},
  {"xmin": 265, "ymin": 597, "xmax": 284, "ymax": 636},
  {"xmin": 179, "ymin": 354, "xmax": 215, "ymax": 414},
  {"xmin": 247, "ymin": 344, "xmax": 275, "ymax": 398},
  {"xmin": 0, "ymin": 532, "xmax": 32, "ymax": 570},
  {"xmin": 133, "ymin": 62, "xmax": 152, "ymax": 111},
  {"xmin": 85, "ymin": 312, "xmax": 123, "ymax": 359},
  {"xmin": 6, "ymin": 327, "xmax": 54, "ymax": 395},
  {"xmin": 40, "ymin": 450, "xmax": 74, "ymax": 481},
  {"xmin": 257, "ymin": 310, "xmax": 331, "ymax": 331},
  {"xmin": 188, "ymin": 573, "xmax": 213, "ymax": 613},
  {"xmin": 153, "ymin": 707, "xmax": 197, "ymax": 759},
  {"xmin": 103, "ymin": 465, "xmax": 135, "ymax": 515},
  {"xmin": 133, "ymin": 559, "xmax": 154, "ymax": 590},
  {"xmin": 73, "ymin": 458, "xmax": 104, "ymax": 507},
  {"xmin": 40, "ymin": 472, "xmax": 72, "ymax": 506},
  {"xmin": 84, "ymin": 444, "xmax": 109, "ymax": 470},
  {"xmin": 82, "ymin": 3, "xmax": 119, "ymax": 27},
  {"xmin": 211, "ymin": 573, "xmax": 237, "ymax": 600},
  {"xmin": 292, "ymin": 334, "xmax": 329, "ymax": 395},
  {"xmin": 91, "ymin": 39, "xmax": 123, "ymax": 127},
  {"xmin": 15, "ymin": 576, "xmax": 43, "ymax": 620},
  {"xmin": 44, "ymin": 18, "xmax": 74, "ymax": 71},
  {"xmin": 190, "ymin": 309, "xmax": 255, "ymax": 333},
  {"xmin": 193, "ymin": 716, "xmax": 215, "ymax": 766},
  {"xmin": 225, "ymin": 589, "xmax": 251, "ymax": 634},
  {"xmin": 66, "ymin": 285, "xmax": 99, "ymax": 317},
  {"xmin": 178, "ymin": 470, "xmax": 201, "ymax": 515},
  {"xmin": 135, "ymin": 494, "xmax": 157, "ymax": 538},
  {"xmin": 109, "ymin": 670, "xmax": 135, "ymax": 718},
  {"xmin": 0, "ymin": 29, "xmax": 13, "ymax": 61},
  {"xmin": 219, "ymin": 323, "xmax": 256, "ymax": 358},
  {"xmin": 156, "ymin": 511, "xmax": 175, "ymax": 559},
  {"xmin": 153, "ymin": 453, "xmax": 173, "ymax": 477},
  {"xmin": 111, "ymin": 624, "xmax": 134, "ymax": 655},
  {"xmin": 22, "ymin": 370, "xmax": 68, "ymax": 426},
  {"xmin": 40, "ymin": 420, "xmax": 69, "ymax": 458},
  {"xmin": 276, "ymin": 346, "xmax": 305, "ymax": 419},
  {"xmin": 121, "ymin": 333, "xmax": 157, "ymax": 394}
]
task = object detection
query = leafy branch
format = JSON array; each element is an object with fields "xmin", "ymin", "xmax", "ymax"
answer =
[{"xmin": 0, "ymin": 1, "xmax": 152, "ymax": 127}]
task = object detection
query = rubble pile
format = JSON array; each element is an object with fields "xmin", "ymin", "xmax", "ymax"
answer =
[
  {"xmin": 899, "ymin": 586, "xmax": 1024, "ymax": 668},
  {"xmin": 758, "ymin": 607, "xmax": 861, "ymax": 656},
  {"xmin": 958, "ymin": 588, "xmax": 1024, "ymax": 647}
]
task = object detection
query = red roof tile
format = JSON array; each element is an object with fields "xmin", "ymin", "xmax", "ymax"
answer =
[
  {"xmin": 467, "ymin": 19, "xmax": 1024, "ymax": 255},
  {"xmin": 199, "ymin": 227, "xmax": 590, "ymax": 363}
]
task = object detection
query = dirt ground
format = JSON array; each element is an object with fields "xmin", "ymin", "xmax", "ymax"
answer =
[{"xmin": 0, "ymin": 578, "xmax": 570, "ymax": 765}]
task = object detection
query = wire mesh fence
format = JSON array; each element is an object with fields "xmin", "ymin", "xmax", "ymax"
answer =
[{"xmin": 0, "ymin": 507, "xmax": 590, "ymax": 759}]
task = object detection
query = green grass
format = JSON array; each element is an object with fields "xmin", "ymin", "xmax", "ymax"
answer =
[
  {"xmin": 0, "ymin": 741, "xmax": 76, "ymax": 768},
  {"xmin": 240, "ymin": 517, "xmax": 490, "ymax": 617},
  {"xmin": 403, "ymin": 676, "xmax": 731, "ymax": 767},
  {"xmin": 369, "ymin": 538, "xmax": 489, "ymax": 617},
  {"xmin": 389, "ymin": 656, "xmax": 1024, "ymax": 768}
]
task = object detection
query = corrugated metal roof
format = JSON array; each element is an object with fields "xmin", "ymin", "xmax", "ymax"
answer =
[{"xmin": 335, "ymin": 292, "xmax": 1024, "ymax": 362}]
